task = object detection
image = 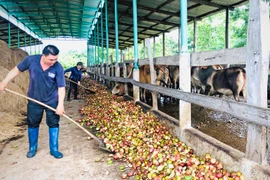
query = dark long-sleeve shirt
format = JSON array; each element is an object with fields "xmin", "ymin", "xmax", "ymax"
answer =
[{"xmin": 64, "ymin": 66, "xmax": 82, "ymax": 82}]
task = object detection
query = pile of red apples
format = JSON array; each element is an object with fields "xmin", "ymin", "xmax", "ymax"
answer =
[{"xmin": 78, "ymin": 81, "xmax": 244, "ymax": 180}]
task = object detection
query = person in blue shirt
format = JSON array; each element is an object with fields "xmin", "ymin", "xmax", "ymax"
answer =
[
  {"xmin": 0, "ymin": 45, "xmax": 66, "ymax": 159},
  {"xmin": 64, "ymin": 62, "xmax": 83, "ymax": 101}
]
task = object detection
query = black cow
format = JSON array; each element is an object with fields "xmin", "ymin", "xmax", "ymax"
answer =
[{"xmin": 191, "ymin": 66, "xmax": 246, "ymax": 102}]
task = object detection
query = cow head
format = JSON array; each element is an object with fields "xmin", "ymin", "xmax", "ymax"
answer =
[{"xmin": 111, "ymin": 82, "xmax": 125, "ymax": 95}]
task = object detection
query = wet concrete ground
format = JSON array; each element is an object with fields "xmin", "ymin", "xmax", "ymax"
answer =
[{"xmin": 154, "ymin": 96, "xmax": 247, "ymax": 153}]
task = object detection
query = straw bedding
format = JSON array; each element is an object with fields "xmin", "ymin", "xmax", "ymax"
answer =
[{"xmin": 0, "ymin": 40, "xmax": 29, "ymax": 148}]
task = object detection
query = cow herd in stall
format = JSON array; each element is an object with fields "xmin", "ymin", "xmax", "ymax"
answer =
[{"xmin": 111, "ymin": 63, "xmax": 269, "ymax": 103}]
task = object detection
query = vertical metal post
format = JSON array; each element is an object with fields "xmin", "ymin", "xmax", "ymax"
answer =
[
  {"xmin": 105, "ymin": 0, "xmax": 110, "ymax": 78},
  {"xmin": 162, "ymin": 32, "xmax": 165, "ymax": 56},
  {"xmin": 95, "ymin": 27, "xmax": 97, "ymax": 64},
  {"xmin": 180, "ymin": 0, "xmax": 188, "ymax": 53},
  {"xmin": 225, "ymin": 7, "xmax": 229, "ymax": 49},
  {"xmin": 178, "ymin": 27, "xmax": 181, "ymax": 54},
  {"xmin": 24, "ymin": 33, "xmax": 26, "ymax": 51},
  {"xmin": 114, "ymin": 0, "xmax": 119, "ymax": 64},
  {"xmin": 8, "ymin": 22, "xmax": 11, "ymax": 48},
  {"xmin": 153, "ymin": 37, "xmax": 156, "ymax": 57},
  {"xmin": 224, "ymin": 7, "xmax": 230, "ymax": 68},
  {"xmin": 193, "ymin": 18, "xmax": 197, "ymax": 52},
  {"xmin": 97, "ymin": 19, "xmax": 100, "ymax": 65},
  {"xmin": 133, "ymin": 0, "xmax": 140, "ymax": 102},
  {"xmin": 87, "ymin": 40, "xmax": 90, "ymax": 66},
  {"xmin": 101, "ymin": 7, "xmax": 104, "ymax": 75},
  {"xmin": 17, "ymin": 28, "xmax": 20, "ymax": 48},
  {"xmin": 133, "ymin": 0, "xmax": 138, "ymax": 70},
  {"xmin": 144, "ymin": 40, "xmax": 146, "ymax": 58},
  {"xmin": 30, "ymin": 36, "xmax": 32, "ymax": 55},
  {"xmin": 34, "ymin": 39, "xmax": 36, "ymax": 54}
]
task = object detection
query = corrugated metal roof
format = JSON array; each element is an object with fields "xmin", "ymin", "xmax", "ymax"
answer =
[{"xmin": 0, "ymin": 0, "xmax": 248, "ymax": 49}]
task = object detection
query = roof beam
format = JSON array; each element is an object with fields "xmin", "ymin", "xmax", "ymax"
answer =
[
  {"xmin": 0, "ymin": 1, "xmax": 98, "ymax": 11},
  {"xmin": 190, "ymin": 0, "xmax": 234, "ymax": 11},
  {"xmin": 9, "ymin": 12, "xmax": 95, "ymax": 19},
  {"xmin": 117, "ymin": 0, "xmax": 195, "ymax": 20}
]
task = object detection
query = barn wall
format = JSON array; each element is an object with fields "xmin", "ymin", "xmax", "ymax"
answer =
[{"xmin": 144, "ymin": 102, "xmax": 270, "ymax": 180}]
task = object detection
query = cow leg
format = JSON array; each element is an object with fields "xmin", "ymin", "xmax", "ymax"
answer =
[
  {"xmin": 141, "ymin": 88, "xmax": 146, "ymax": 102},
  {"xmin": 204, "ymin": 85, "xmax": 211, "ymax": 95},
  {"xmin": 242, "ymin": 88, "xmax": 247, "ymax": 102},
  {"xmin": 232, "ymin": 86, "xmax": 241, "ymax": 102}
]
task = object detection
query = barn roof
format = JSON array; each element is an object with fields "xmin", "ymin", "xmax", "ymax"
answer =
[{"xmin": 0, "ymin": 0, "xmax": 248, "ymax": 49}]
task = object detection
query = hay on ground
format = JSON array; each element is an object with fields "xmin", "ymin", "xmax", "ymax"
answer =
[
  {"xmin": 10, "ymin": 48, "xmax": 29, "ymax": 93},
  {"xmin": 0, "ymin": 112, "xmax": 26, "ymax": 142},
  {"xmin": 0, "ymin": 67, "xmax": 27, "ymax": 114},
  {"xmin": 0, "ymin": 40, "xmax": 12, "ymax": 70},
  {"xmin": 10, "ymin": 48, "xmax": 29, "ymax": 68}
]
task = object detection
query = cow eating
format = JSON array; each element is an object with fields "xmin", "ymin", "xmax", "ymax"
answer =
[{"xmin": 191, "ymin": 66, "xmax": 246, "ymax": 102}]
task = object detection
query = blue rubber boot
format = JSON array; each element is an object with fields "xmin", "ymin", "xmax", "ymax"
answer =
[
  {"xmin": 49, "ymin": 128, "xmax": 63, "ymax": 159},
  {"xmin": 26, "ymin": 127, "xmax": 39, "ymax": 158}
]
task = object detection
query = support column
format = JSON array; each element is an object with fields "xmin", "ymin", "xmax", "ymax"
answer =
[
  {"xmin": 245, "ymin": 0, "xmax": 270, "ymax": 165},
  {"xmin": 133, "ymin": 0, "xmax": 140, "ymax": 102},
  {"xmin": 179, "ymin": 0, "xmax": 191, "ymax": 129}
]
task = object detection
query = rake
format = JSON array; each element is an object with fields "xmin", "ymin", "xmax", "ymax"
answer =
[
  {"xmin": 5, "ymin": 88, "xmax": 112, "ymax": 153},
  {"xmin": 65, "ymin": 78, "xmax": 95, "ymax": 94}
]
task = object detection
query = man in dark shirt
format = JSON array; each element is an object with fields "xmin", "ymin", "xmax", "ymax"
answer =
[
  {"xmin": 64, "ymin": 62, "xmax": 83, "ymax": 101},
  {"xmin": 0, "ymin": 45, "xmax": 66, "ymax": 159}
]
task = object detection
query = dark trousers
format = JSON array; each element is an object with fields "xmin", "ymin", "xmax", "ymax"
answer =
[
  {"xmin": 27, "ymin": 101, "xmax": 60, "ymax": 128},
  {"xmin": 67, "ymin": 81, "xmax": 78, "ymax": 100}
]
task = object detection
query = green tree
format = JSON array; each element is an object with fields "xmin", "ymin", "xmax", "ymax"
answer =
[
  {"xmin": 59, "ymin": 50, "xmax": 87, "ymax": 69},
  {"xmin": 230, "ymin": 5, "xmax": 249, "ymax": 48},
  {"xmin": 196, "ymin": 13, "xmax": 226, "ymax": 52}
]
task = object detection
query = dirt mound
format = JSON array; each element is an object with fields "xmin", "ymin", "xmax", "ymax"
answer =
[
  {"xmin": 10, "ymin": 48, "xmax": 29, "ymax": 67},
  {"xmin": 0, "ymin": 66, "xmax": 27, "ymax": 114},
  {"xmin": 0, "ymin": 112, "xmax": 26, "ymax": 143},
  {"xmin": 0, "ymin": 41, "xmax": 29, "ymax": 153},
  {"xmin": 0, "ymin": 40, "xmax": 12, "ymax": 70},
  {"xmin": 10, "ymin": 48, "xmax": 29, "ymax": 93}
]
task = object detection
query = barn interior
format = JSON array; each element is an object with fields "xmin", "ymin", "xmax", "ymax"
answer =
[{"xmin": 0, "ymin": 0, "xmax": 270, "ymax": 179}]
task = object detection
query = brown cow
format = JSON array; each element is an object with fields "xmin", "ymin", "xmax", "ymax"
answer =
[
  {"xmin": 191, "ymin": 66, "xmax": 246, "ymax": 102},
  {"xmin": 111, "ymin": 64, "xmax": 169, "ymax": 101},
  {"xmin": 168, "ymin": 66, "xmax": 179, "ymax": 89},
  {"xmin": 191, "ymin": 65, "xmax": 223, "ymax": 93}
]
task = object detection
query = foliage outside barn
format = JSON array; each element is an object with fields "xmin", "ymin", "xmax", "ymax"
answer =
[{"xmin": 60, "ymin": 5, "xmax": 249, "ymax": 66}]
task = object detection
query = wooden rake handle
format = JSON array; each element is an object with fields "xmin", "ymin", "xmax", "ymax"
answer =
[
  {"xmin": 65, "ymin": 78, "xmax": 89, "ymax": 90},
  {"xmin": 4, "ymin": 88, "xmax": 100, "ymax": 142}
]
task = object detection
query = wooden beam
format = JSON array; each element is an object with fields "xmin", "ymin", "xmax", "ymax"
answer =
[
  {"xmin": 146, "ymin": 38, "xmax": 158, "ymax": 110},
  {"xmin": 97, "ymin": 74, "xmax": 270, "ymax": 129},
  {"xmin": 126, "ymin": 47, "xmax": 246, "ymax": 66},
  {"xmin": 245, "ymin": 0, "xmax": 270, "ymax": 165}
]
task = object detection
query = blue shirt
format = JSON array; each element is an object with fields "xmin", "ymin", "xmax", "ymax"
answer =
[
  {"xmin": 64, "ymin": 66, "xmax": 82, "ymax": 82},
  {"xmin": 17, "ymin": 55, "xmax": 66, "ymax": 104}
]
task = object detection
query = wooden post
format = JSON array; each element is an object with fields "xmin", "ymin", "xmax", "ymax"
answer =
[
  {"xmin": 146, "ymin": 38, "xmax": 158, "ymax": 110},
  {"xmin": 110, "ymin": 55, "xmax": 114, "ymax": 76},
  {"xmin": 133, "ymin": 69, "xmax": 140, "ymax": 102},
  {"xmin": 115, "ymin": 63, "xmax": 120, "ymax": 77},
  {"xmin": 245, "ymin": 0, "xmax": 270, "ymax": 165},
  {"xmin": 106, "ymin": 63, "xmax": 110, "ymax": 87},
  {"xmin": 179, "ymin": 53, "xmax": 191, "ymax": 128},
  {"xmin": 123, "ymin": 65, "xmax": 128, "ymax": 95},
  {"xmin": 179, "ymin": 0, "xmax": 191, "ymax": 129},
  {"xmin": 101, "ymin": 63, "xmax": 105, "ymax": 75}
]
